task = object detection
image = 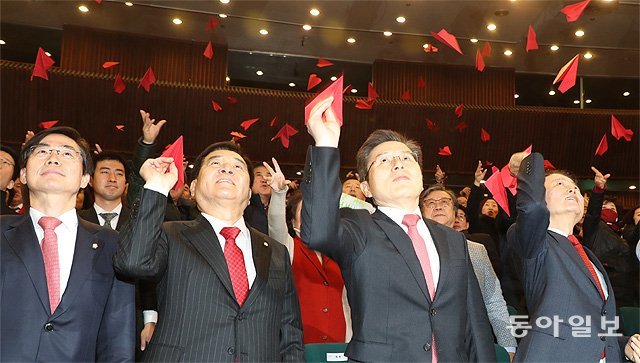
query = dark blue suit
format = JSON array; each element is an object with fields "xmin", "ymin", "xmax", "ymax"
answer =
[{"xmin": 1, "ymin": 214, "xmax": 135, "ymax": 362}]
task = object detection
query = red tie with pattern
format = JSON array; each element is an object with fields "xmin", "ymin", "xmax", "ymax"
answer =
[
  {"xmin": 220, "ymin": 227, "xmax": 249, "ymax": 306},
  {"xmin": 38, "ymin": 216, "xmax": 62, "ymax": 314},
  {"xmin": 402, "ymin": 214, "xmax": 438, "ymax": 363}
]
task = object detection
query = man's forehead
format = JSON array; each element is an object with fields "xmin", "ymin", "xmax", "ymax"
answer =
[
  {"xmin": 253, "ymin": 165, "xmax": 269, "ymax": 174},
  {"xmin": 545, "ymin": 174, "xmax": 576, "ymax": 186},
  {"xmin": 40, "ymin": 133, "xmax": 79, "ymax": 148},
  {"xmin": 371, "ymin": 141, "xmax": 411, "ymax": 156},
  {"xmin": 205, "ymin": 149, "xmax": 245, "ymax": 163},
  {"xmin": 0, "ymin": 150, "xmax": 14, "ymax": 162},
  {"xmin": 426, "ymin": 191, "xmax": 450, "ymax": 200},
  {"xmin": 96, "ymin": 159, "xmax": 125, "ymax": 170}
]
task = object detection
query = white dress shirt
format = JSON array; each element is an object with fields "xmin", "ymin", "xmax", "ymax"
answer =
[
  {"xmin": 94, "ymin": 203, "xmax": 123, "ymax": 229},
  {"xmin": 30, "ymin": 208, "xmax": 78, "ymax": 297},
  {"xmin": 378, "ymin": 206, "xmax": 440, "ymax": 289}
]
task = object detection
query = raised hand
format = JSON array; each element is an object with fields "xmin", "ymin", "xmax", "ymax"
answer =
[
  {"xmin": 306, "ymin": 96, "xmax": 340, "ymax": 148},
  {"xmin": 262, "ymin": 158, "xmax": 290, "ymax": 193},
  {"xmin": 22, "ymin": 131, "xmax": 35, "ymax": 147},
  {"xmin": 435, "ymin": 164, "xmax": 446, "ymax": 184},
  {"xmin": 140, "ymin": 157, "xmax": 178, "ymax": 191},
  {"xmin": 140, "ymin": 109, "xmax": 167, "ymax": 145},
  {"xmin": 508, "ymin": 152, "xmax": 529, "ymax": 178},
  {"xmin": 591, "ymin": 166, "xmax": 610, "ymax": 190},
  {"xmin": 93, "ymin": 143, "xmax": 103, "ymax": 155},
  {"xmin": 474, "ymin": 160, "xmax": 487, "ymax": 186}
]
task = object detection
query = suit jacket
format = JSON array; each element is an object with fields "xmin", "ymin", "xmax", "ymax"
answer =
[
  {"xmin": 113, "ymin": 189, "xmax": 304, "ymax": 362},
  {"xmin": 78, "ymin": 205, "xmax": 131, "ymax": 231},
  {"xmin": 507, "ymin": 153, "xmax": 622, "ymax": 362},
  {"xmin": 244, "ymin": 193, "xmax": 269, "ymax": 235},
  {"xmin": 0, "ymin": 214, "xmax": 135, "ymax": 362},
  {"xmin": 300, "ymin": 146, "xmax": 495, "ymax": 362}
]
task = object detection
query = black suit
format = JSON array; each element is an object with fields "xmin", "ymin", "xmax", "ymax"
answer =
[
  {"xmin": 114, "ymin": 189, "xmax": 304, "ymax": 362},
  {"xmin": 78, "ymin": 205, "xmax": 131, "ymax": 231},
  {"xmin": 301, "ymin": 146, "xmax": 495, "ymax": 362}
]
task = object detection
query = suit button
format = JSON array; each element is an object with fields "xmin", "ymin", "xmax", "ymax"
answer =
[
  {"xmin": 430, "ymin": 309, "xmax": 437, "ymax": 316},
  {"xmin": 237, "ymin": 313, "xmax": 245, "ymax": 321},
  {"xmin": 227, "ymin": 347, "xmax": 235, "ymax": 355},
  {"xmin": 44, "ymin": 323, "xmax": 54, "ymax": 331},
  {"xmin": 322, "ymin": 308, "xmax": 328, "ymax": 313},
  {"xmin": 423, "ymin": 343, "xmax": 431, "ymax": 351},
  {"xmin": 600, "ymin": 336, "xmax": 606, "ymax": 341},
  {"xmin": 321, "ymin": 335, "xmax": 328, "ymax": 341},
  {"xmin": 323, "ymin": 281, "xmax": 329, "ymax": 286},
  {"xmin": 601, "ymin": 309, "xmax": 607, "ymax": 316}
]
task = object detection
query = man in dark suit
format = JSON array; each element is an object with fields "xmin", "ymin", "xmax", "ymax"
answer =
[
  {"xmin": 506, "ymin": 151, "xmax": 633, "ymax": 362},
  {"xmin": 0, "ymin": 126, "xmax": 135, "ymax": 362},
  {"xmin": 301, "ymin": 96, "xmax": 495, "ymax": 362},
  {"xmin": 114, "ymin": 141, "xmax": 304, "ymax": 362}
]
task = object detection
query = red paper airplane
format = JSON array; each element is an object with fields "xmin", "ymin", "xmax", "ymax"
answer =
[
  {"xmin": 270, "ymin": 116, "xmax": 278, "ymax": 127},
  {"xmin": 455, "ymin": 104, "xmax": 464, "ymax": 118},
  {"xmin": 115, "ymin": 125, "xmax": 125, "ymax": 132},
  {"xmin": 544, "ymin": 160, "xmax": 556, "ymax": 170},
  {"xmin": 594, "ymin": 134, "xmax": 608, "ymax": 156},
  {"xmin": 484, "ymin": 172, "xmax": 511, "ymax": 216},
  {"xmin": 138, "ymin": 66, "xmax": 156, "ymax": 92},
  {"xmin": 160, "ymin": 136, "xmax": 184, "ymax": 191},
  {"xmin": 526, "ymin": 25, "xmax": 538, "ymax": 52},
  {"xmin": 240, "ymin": 117, "xmax": 259, "ymax": 130},
  {"xmin": 454, "ymin": 121, "xmax": 468, "ymax": 133},
  {"xmin": 307, "ymin": 74, "xmax": 322, "ymax": 91},
  {"xmin": 39, "ymin": 120, "xmax": 58, "ymax": 129},
  {"xmin": 31, "ymin": 48, "xmax": 55, "ymax": 81},
  {"xmin": 230, "ymin": 131, "xmax": 247, "ymax": 139},
  {"xmin": 317, "ymin": 58, "xmax": 333, "ymax": 68},
  {"xmin": 500, "ymin": 165, "xmax": 518, "ymax": 195},
  {"xmin": 438, "ymin": 146, "xmax": 452, "ymax": 156},
  {"xmin": 305, "ymin": 75, "xmax": 343, "ymax": 125},
  {"xmin": 211, "ymin": 100, "xmax": 222, "ymax": 111},
  {"xmin": 430, "ymin": 29, "xmax": 463, "ymax": 55},
  {"xmin": 355, "ymin": 99, "xmax": 375, "ymax": 110},
  {"xmin": 561, "ymin": 0, "xmax": 591, "ymax": 22},
  {"xmin": 423, "ymin": 44, "xmax": 439, "ymax": 53},
  {"xmin": 227, "ymin": 96, "xmax": 238, "ymax": 104},
  {"xmin": 481, "ymin": 128, "xmax": 490, "ymax": 142},
  {"xmin": 523, "ymin": 144, "xmax": 533, "ymax": 154},
  {"xmin": 553, "ymin": 54, "xmax": 579, "ymax": 94},
  {"xmin": 401, "ymin": 89, "xmax": 411, "ymax": 101},
  {"xmin": 611, "ymin": 115, "xmax": 634, "ymax": 141},
  {"xmin": 426, "ymin": 119, "xmax": 439, "ymax": 132},
  {"xmin": 481, "ymin": 42, "xmax": 491, "ymax": 57},
  {"xmin": 368, "ymin": 82, "xmax": 379, "ymax": 101},
  {"xmin": 417, "ymin": 75, "xmax": 426, "ymax": 89},
  {"xmin": 207, "ymin": 16, "xmax": 219, "ymax": 30},
  {"xmin": 271, "ymin": 123, "xmax": 299, "ymax": 148},
  {"xmin": 203, "ymin": 42, "xmax": 214, "ymax": 59},
  {"xmin": 102, "ymin": 61, "xmax": 119, "ymax": 69},
  {"xmin": 476, "ymin": 49, "xmax": 485, "ymax": 72},
  {"xmin": 113, "ymin": 73, "xmax": 126, "ymax": 94},
  {"xmin": 343, "ymin": 84, "xmax": 352, "ymax": 94}
]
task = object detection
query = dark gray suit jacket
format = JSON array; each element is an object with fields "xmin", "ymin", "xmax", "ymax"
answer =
[
  {"xmin": 507, "ymin": 153, "xmax": 622, "ymax": 362},
  {"xmin": 113, "ymin": 189, "xmax": 304, "ymax": 362},
  {"xmin": 301, "ymin": 146, "xmax": 495, "ymax": 362}
]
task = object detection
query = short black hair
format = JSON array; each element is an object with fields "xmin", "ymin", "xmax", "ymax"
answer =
[
  {"xmin": 0, "ymin": 145, "xmax": 19, "ymax": 180},
  {"xmin": 21, "ymin": 126, "xmax": 93, "ymax": 175},
  {"xmin": 93, "ymin": 152, "xmax": 129, "ymax": 182},
  {"xmin": 191, "ymin": 141, "xmax": 254, "ymax": 186}
]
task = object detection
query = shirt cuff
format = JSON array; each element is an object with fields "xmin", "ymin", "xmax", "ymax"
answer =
[
  {"xmin": 504, "ymin": 347, "xmax": 516, "ymax": 353},
  {"xmin": 144, "ymin": 182, "xmax": 171, "ymax": 196},
  {"xmin": 143, "ymin": 310, "xmax": 158, "ymax": 324},
  {"xmin": 593, "ymin": 186, "xmax": 607, "ymax": 193}
]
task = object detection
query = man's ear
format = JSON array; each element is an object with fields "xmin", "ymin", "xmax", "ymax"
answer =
[
  {"xmin": 6, "ymin": 179, "xmax": 14, "ymax": 190},
  {"xmin": 360, "ymin": 181, "xmax": 373, "ymax": 198},
  {"xmin": 88, "ymin": 176, "xmax": 94, "ymax": 188},
  {"xmin": 19, "ymin": 168, "xmax": 27, "ymax": 186},
  {"xmin": 80, "ymin": 174, "xmax": 90, "ymax": 189},
  {"xmin": 190, "ymin": 179, "xmax": 197, "ymax": 199}
]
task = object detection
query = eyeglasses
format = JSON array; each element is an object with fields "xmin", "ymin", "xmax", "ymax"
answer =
[
  {"xmin": 29, "ymin": 145, "xmax": 82, "ymax": 161},
  {"xmin": 366, "ymin": 151, "xmax": 418, "ymax": 177},
  {"xmin": 0, "ymin": 157, "xmax": 15, "ymax": 167},
  {"xmin": 422, "ymin": 197, "xmax": 453, "ymax": 209}
]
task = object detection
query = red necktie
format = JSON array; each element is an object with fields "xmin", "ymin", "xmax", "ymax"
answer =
[
  {"xmin": 220, "ymin": 227, "xmax": 249, "ymax": 306},
  {"xmin": 38, "ymin": 216, "xmax": 62, "ymax": 314},
  {"xmin": 568, "ymin": 235, "xmax": 605, "ymax": 301},
  {"xmin": 402, "ymin": 214, "xmax": 438, "ymax": 363}
]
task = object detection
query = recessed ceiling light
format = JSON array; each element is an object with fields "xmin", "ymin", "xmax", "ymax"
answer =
[
  {"xmin": 347, "ymin": 37, "xmax": 356, "ymax": 44},
  {"xmin": 310, "ymin": 8, "xmax": 320, "ymax": 16},
  {"xmin": 296, "ymin": 171, "xmax": 303, "ymax": 176},
  {"xmin": 219, "ymin": 13, "xmax": 227, "ymax": 18},
  {"xmin": 550, "ymin": 45, "xmax": 559, "ymax": 51},
  {"xmin": 487, "ymin": 23, "xmax": 497, "ymax": 31},
  {"xmin": 575, "ymin": 29, "xmax": 585, "ymax": 37},
  {"xmin": 44, "ymin": 51, "xmax": 52, "ymax": 57},
  {"xmin": 288, "ymin": 82, "xmax": 296, "ymax": 87},
  {"xmin": 125, "ymin": 2, "xmax": 133, "ymax": 6},
  {"xmin": 330, "ymin": 76, "xmax": 337, "ymax": 81},
  {"xmin": 423, "ymin": 43, "xmax": 430, "ymax": 48},
  {"xmin": 172, "ymin": 18, "xmax": 183, "ymax": 25},
  {"xmin": 503, "ymin": 49, "xmax": 513, "ymax": 56},
  {"xmin": 514, "ymin": 94, "xmax": 519, "ymax": 99},
  {"xmin": 585, "ymin": 99, "xmax": 592, "ymax": 103},
  {"xmin": 623, "ymin": 91, "xmax": 630, "ymax": 97},
  {"xmin": 629, "ymin": 185, "xmax": 637, "ymax": 190},
  {"xmin": 256, "ymin": 70, "xmax": 264, "ymax": 76},
  {"xmin": 0, "ymin": 40, "xmax": 5, "ymax": 45},
  {"xmin": 188, "ymin": 164, "xmax": 194, "ymax": 169},
  {"xmin": 396, "ymin": 16, "xmax": 406, "ymax": 23},
  {"xmin": 78, "ymin": 5, "xmax": 89, "ymax": 12},
  {"xmin": 573, "ymin": 100, "xmax": 580, "ymax": 104},
  {"xmin": 549, "ymin": 90, "xmax": 556, "ymax": 96},
  {"xmin": 470, "ymin": 38, "xmax": 479, "ymax": 43},
  {"xmin": 302, "ymin": 24, "xmax": 312, "ymax": 31},
  {"xmin": 220, "ymin": 0, "xmax": 230, "ymax": 3},
  {"xmin": 583, "ymin": 52, "xmax": 593, "ymax": 59},
  {"xmin": 259, "ymin": 29, "xmax": 269, "ymax": 35},
  {"xmin": 383, "ymin": 31, "xmax": 393, "ymax": 36},
  {"xmin": 225, "ymin": 76, "xmax": 230, "ymax": 82},
  {"xmin": 350, "ymin": 88, "xmax": 358, "ymax": 93}
]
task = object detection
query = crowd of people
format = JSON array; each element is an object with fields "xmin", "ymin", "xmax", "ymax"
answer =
[{"xmin": 1, "ymin": 95, "xmax": 639, "ymax": 362}]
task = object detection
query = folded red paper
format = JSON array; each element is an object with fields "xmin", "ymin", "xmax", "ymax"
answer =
[
  {"xmin": 240, "ymin": 118, "xmax": 259, "ymax": 130},
  {"xmin": 438, "ymin": 146, "xmax": 452, "ymax": 156},
  {"xmin": 114, "ymin": 73, "xmax": 126, "ymax": 94},
  {"xmin": 611, "ymin": 115, "xmax": 633, "ymax": 141},
  {"xmin": 561, "ymin": 0, "xmax": 591, "ymax": 22},
  {"xmin": 553, "ymin": 55, "xmax": 579, "ymax": 94},
  {"xmin": 431, "ymin": 29, "xmax": 463, "ymax": 54},
  {"xmin": 594, "ymin": 134, "xmax": 608, "ymax": 156},
  {"xmin": 39, "ymin": 120, "xmax": 59, "ymax": 129},
  {"xmin": 526, "ymin": 25, "xmax": 538, "ymax": 52},
  {"xmin": 203, "ymin": 42, "xmax": 214, "ymax": 59},
  {"xmin": 160, "ymin": 136, "xmax": 184, "ymax": 192},
  {"xmin": 271, "ymin": 124, "xmax": 299, "ymax": 148},
  {"xmin": 304, "ymin": 75, "xmax": 343, "ymax": 126},
  {"xmin": 31, "ymin": 48, "xmax": 55, "ymax": 81},
  {"xmin": 138, "ymin": 67, "xmax": 156, "ymax": 92}
]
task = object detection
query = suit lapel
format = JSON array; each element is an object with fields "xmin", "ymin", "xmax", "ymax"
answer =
[
  {"xmin": 297, "ymin": 239, "xmax": 328, "ymax": 281},
  {"xmin": 3, "ymin": 215, "xmax": 50, "ymax": 313},
  {"xmin": 550, "ymin": 232, "xmax": 604, "ymax": 300},
  {"xmin": 423, "ymin": 218, "xmax": 449, "ymax": 301},
  {"xmin": 372, "ymin": 210, "xmax": 431, "ymax": 302},
  {"xmin": 116, "ymin": 206, "xmax": 131, "ymax": 231}
]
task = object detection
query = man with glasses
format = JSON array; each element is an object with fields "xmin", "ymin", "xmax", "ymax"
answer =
[
  {"xmin": 300, "ymin": 96, "xmax": 495, "ymax": 362},
  {"xmin": 0, "ymin": 126, "xmax": 135, "ymax": 362},
  {"xmin": 0, "ymin": 145, "xmax": 19, "ymax": 214}
]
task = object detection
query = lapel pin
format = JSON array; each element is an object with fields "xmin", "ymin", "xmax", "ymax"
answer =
[
  {"xmin": 92, "ymin": 243, "xmax": 98, "ymax": 249},
  {"xmin": 263, "ymin": 242, "xmax": 269, "ymax": 247}
]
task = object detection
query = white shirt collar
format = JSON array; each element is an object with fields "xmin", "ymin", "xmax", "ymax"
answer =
[
  {"xmin": 30, "ymin": 207, "xmax": 78, "ymax": 232},
  {"xmin": 378, "ymin": 206, "xmax": 423, "ymax": 226},
  {"xmin": 547, "ymin": 227, "xmax": 568, "ymax": 237},
  {"xmin": 201, "ymin": 213, "xmax": 250, "ymax": 241},
  {"xmin": 93, "ymin": 203, "xmax": 123, "ymax": 215}
]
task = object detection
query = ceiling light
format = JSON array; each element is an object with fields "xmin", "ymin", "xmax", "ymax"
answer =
[
  {"xmin": 629, "ymin": 185, "xmax": 637, "ymax": 190},
  {"xmin": 573, "ymin": 100, "xmax": 580, "ymax": 104},
  {"xmin": 256, "ymin": 70, "xmax": 264, "ymax": 76},
  {"xmin": 583, "ymin": 52, "xmax": 593, "ymax": 59},
  {"xmin": 259, "ymin": 29, "xmax": 269, "ymax": 35},
  {"xmin": 225, "ymin": 76, "xmax": 230, "ymax": 82},
  {"xmin": 383, "ymin": 31, "xmax": 393, "ymax": 36},
  {"xmin": 347, "ymin": 37, "xmax": 356, "ymax": 44},
  {"xmin": 503, "ymin": 49, "xmax": 513, "ymax": 56},
  {"xmin": 350, "ymin": 88, "xmax": 358, "ymax": 93},
  {"xmin": 219, "ymin": 0, "xmax": 230, "ymax": 3},
  {"xmin": 302, "ymin": 24, "xmax": 312, "ymax": 31},
  {"xmin": 0, "ymin": 40, "xmax": 5, "ymax": 45},
  {"xmin": 296, "ymin": 171, "xmax": 303, "ymax": 176},
  {"xmin": 44, "ymin": 51, "xmax": 52, "ymax": 57},
  {"xmin": 172, "ymin": 18, "xmax": 183, "ymax": 25},
  {"xmin": 623, "ymin": 91, "xmax": 630, "ymax": 97},
  {"xmin": 423, "ymin": 43, "xmax": 430, "ymax": 48},
  {"xmin": 487, "ymin": 23, "xmax": 497, "ymax": 31},
  {"xmin": 330, "ymin": 76, "xmax": 337, "ymax": 81},
  {"xmin": 585, "ymin": 99, "xmax": 592, "ymax": 103},
  {"xmin": 514, "ymin": 94, "xmax": 519, "ymax": 99},
  {"xmin": 550, "ymin": 45, "xmax": 559, "ymax": 51},
  {"xmin": 78, "ymin": 5, "xmax": 89, "ymax": 12},
  {"xmin": 549, "ymin": 90, "xmax": 556, "ymax": 96},
  {"xmin": 188, "ymin": 164, "xmax": 194, "ymax": 169},
  {"xmin": 125, "ymin": 1, "xmax": 133, "ymax": 6},
  {"xmin": 396, "ymin": 16, "xmax": 406, "ymax": 23},
  {"xmin": 219, "ymin": 13, "xmax": 227, "ymax": 18},
  {"xmin": 310, "ymin": 8, "xmax": 320, "ymax": 16},
  {"xmin": 470, "ymin": 38, "xmax": 479, "ymax": 43},
  {"xmin": 288, "ymin": 82, "xmax": 296, "ymax": 87},
  {"xmin": 575, "ymin": 29, "xmax": 585, "ymax": 37}
]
